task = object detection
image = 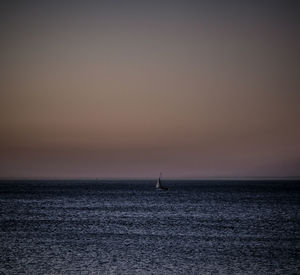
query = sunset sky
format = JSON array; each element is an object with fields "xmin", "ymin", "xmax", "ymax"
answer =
[{"xmin": 1, "ymin": 1, "xmax": 300, "ymax": 178}]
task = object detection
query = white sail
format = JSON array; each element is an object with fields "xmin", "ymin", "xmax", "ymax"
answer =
[
  {"xmin": 156, "ymin": 177, "xmax": 161, "ymax": 189},
  {"xmin": 156, "ymin": 174, "xmax": 168, "ymax": 190}
]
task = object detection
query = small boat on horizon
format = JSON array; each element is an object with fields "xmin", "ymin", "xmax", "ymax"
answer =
[{"xmin": 156, "ymin": 173, "xmax": 168, "ymax": 191}]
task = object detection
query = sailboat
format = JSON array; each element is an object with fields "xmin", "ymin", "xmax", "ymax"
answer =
[{"xmin": 156, "ymin": 173, "xmax": 168, "ymax": 191}]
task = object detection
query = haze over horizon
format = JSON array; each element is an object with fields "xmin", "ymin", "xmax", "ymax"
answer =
[{"xmin": 1, "ymin": 1, "xmax": 300, "ymax": 178}]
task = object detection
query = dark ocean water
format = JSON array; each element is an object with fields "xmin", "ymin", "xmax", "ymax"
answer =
[{"xmin": 0, "ymin": 180, "xmax": 299, "ymax": 274}]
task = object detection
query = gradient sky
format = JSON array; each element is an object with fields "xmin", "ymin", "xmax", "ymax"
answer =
[{"xmin": 1, "ymin": 0, "xmax": 300, "ymax": 178}]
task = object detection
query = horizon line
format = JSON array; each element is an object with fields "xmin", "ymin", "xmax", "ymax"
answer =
[{"xmin": 1, "ymin": 176, "xmax": 300, "ymax": 181}]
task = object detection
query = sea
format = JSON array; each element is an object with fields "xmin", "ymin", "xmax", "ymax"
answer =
[{"xmin": 0, "ymin": 179, "xmax": 299, "ymax": 274}]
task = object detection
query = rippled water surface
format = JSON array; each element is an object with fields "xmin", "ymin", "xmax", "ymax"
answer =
[{"xmin": 0, "ymin": 180, "xmax": 299, "ymax": 274}]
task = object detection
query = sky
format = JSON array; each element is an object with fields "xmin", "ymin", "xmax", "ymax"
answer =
[{"xmin": 0, "ymin": 0, "xmax": 300, "ymax": 178}]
